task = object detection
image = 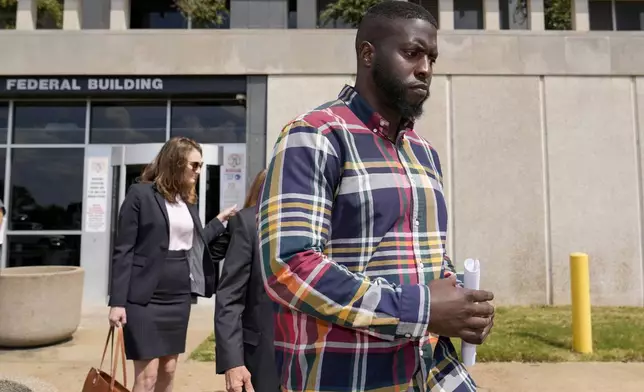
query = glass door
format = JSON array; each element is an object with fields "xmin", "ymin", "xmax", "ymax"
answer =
[{"xmin": 106, "ymin": 144, "xmax": 223, "ymax": 296}]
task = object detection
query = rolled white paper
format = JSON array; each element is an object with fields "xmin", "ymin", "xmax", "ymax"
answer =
[{"xmin": 461, "ymin": 258, "xmax": 481, "ymax": 366}]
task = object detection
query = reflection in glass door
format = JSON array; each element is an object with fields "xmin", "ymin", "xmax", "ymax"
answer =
[
  {"xmin": 125, "ymin": 165, "xmax": 146, "ymax": 190},
  {"xmin": 196, "ymin": 165, "xmax": 221, "ymax": 224}
]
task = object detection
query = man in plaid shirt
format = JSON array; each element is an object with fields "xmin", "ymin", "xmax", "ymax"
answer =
[{"xmin": 258, "ymin": 2, "xmax": 495, "ymax": 391}]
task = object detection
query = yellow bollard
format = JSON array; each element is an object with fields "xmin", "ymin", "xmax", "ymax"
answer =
[{"xmin": 570, "ymin": 252, "xmax": 593, "ymax": 354}]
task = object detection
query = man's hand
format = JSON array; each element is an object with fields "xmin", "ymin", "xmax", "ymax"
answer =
[
  {"xmin": 225, "ymin": 366, "xmax": 253, "ymax": 392},
  {"xmin": 427, "ymin": 276, "xmax": 495, "ymax": 345}
]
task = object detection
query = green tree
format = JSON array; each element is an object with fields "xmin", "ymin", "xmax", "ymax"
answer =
[
  {"xmin": 544, "ymin": 0, "xmax": 572, "ymax": 30},
  {"xmin": 319, "ymin": 0, "xmax": 572, "ymax": 31},
  {"xmin": 0, "ymin": 0, "xmax": 63, "ymax": 29},
  {"xmin": 174, "ymin": 0, "xmax": 229, "ymax": 28},
  {"xmin": 319, "ymin": 0, "xmax": 382, "ymax": 28}
]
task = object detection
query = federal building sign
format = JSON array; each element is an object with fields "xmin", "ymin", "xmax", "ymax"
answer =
[
  {"xmin": 5, "ymin": 77, "xmax": 165, "ymax": 92},
  {"xmin": 0, "ymin": 76, "xmax": 246, "ymax": 97}
]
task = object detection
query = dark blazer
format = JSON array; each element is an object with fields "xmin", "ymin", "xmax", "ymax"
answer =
[
  {"xmin": 214, "ymin": 207, "xmax": 280, "ymax": 392},
  {"xmin": 109, "ymin": 182, "xmax": 225, "ymax": 307}
]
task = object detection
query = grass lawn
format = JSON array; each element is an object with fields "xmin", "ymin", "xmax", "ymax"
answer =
[{"xmin": 189, "ymin": 306, "xmax": 644, "ymax": 363}]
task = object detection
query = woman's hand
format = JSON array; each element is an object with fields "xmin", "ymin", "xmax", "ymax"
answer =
[
  {"xmin": 108, "ymin": 306, "xmax": 127, "ymax": 328},
  {"xmin": 217, "ymin": 204, "xmax": 238, "ymax": 223}
]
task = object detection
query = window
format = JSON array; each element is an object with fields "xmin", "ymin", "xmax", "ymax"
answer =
[
  {"xmin": 90, "ymin": 102, "xmax": 167, "ymax": 144},
  {"xmin": 0, "ymin": 2, "xmax": 15, "ymax": 29},
  {"xmin": 13, "ymin": 103, "xmax": 86, "ymax": 144},
  {"xmin": 409, "ymin": 0, "xmax": 440, "ymax": 27},
  {"xmin": 615, "ymin": 1, "xmax": 644, "ymax": 30},
  {"xmin": 288, "ymin": 0, "xmax": 297, "ymax": 28},
  {"xmin": 36, "ymin": 0, "xmax": 63, "ymax": 29},
  {"xmin": 131, "ymin": 0, "xmax": 188, "ymax": 28},
  {"xmin": 589, "ymin": 0, "xmax": 644, "ymax": 31},
  {"xmin": 171, "ymin": 101, "xmax": 246, "ymax": 143},
  {"xmin": 7, "ymin": 235, "xmax": 81, "ymax": 267},
  {"xmin": 0, "ymin": 103, "xmax": 8, "ymax": 143},
  {"xmin": 317, "ymin": 0, "xmax": 354, "ymax": 28},
  {"xmin": 0, "ymin": 147, "xmax": 6, "ymax": 207},
  {"xmin": 191, "ymin": 0, "xmax": 230, "ymax": 29},
  {"xmin": 10, "ymin": 148, "xmax": 84, "ymax": 231},
  {"xmin": 130, "ymin": 0, "xmax": 230, "ymax": 29},
  {"xmin": 454, "ymin": 0, "xmax": 484, "ymax": 29},
  {"xmin": 589, "ymin": 0, "xmax": 613, "ymax": 30},
  {"xmin": 500, "ymin": 0, "xmax": 529, "ymax": 29}
]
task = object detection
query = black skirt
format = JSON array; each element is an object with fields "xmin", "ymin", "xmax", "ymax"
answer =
[{"xmin": 123, "ymin": 250, "xmax": 192, "ymax": 361}]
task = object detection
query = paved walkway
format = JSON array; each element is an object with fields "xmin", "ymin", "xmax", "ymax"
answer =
[{"xmin": 1, "ymin": 306, "xmax": 643, "ymax": 391}]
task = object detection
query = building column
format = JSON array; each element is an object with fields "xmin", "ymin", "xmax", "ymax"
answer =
[
  {"xmin": 63, "ymin": 0, "xmax": 82, "ymax": 29},
  {"xmin": 110, "ymin": 0, "xmax": 129, "ymax": 30},
  {"xmin": 572, "ymin": 0, "xmax": 589, "ymax": 31},
  {"xmin": 15, "ymin": 0, "xmax": 37, "ymax": 30},
  {"xmin": 484, "ymin": 0, "xmax": 500, "ymax": 29},
  {"xmin": 296, "ymin": 0, "xmax": 317, "ymax": 28},
  {"xmin": 439, "ymin": 0, "xmax": 454, "ymax": 30},
  {"xmin": 529, "ymin": 0, "xmax": 545, "ymax": 30}
]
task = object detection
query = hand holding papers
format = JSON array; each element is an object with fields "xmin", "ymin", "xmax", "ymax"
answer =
[
  {"xmin": 426, "ymin": 263, "xmax": 494, "ymax": 347},
  {"xmin": 461, "ymin": 258, "xmax": 481, "ymax": 366}
]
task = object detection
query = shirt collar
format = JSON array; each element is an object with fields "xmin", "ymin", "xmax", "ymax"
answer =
[{"xmin": 337, "ymin": 84, "xmax": 415, "ymax": 142}]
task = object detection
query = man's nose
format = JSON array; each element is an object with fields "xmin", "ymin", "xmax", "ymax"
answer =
[{"xmin": 416, "ymin": 57, "xmax": 431, "ymax": 80}]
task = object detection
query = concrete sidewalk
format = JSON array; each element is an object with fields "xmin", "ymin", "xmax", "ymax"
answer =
[{"xmin": 1, "ymin": 306, "xmax": 643, "ymax": 391}]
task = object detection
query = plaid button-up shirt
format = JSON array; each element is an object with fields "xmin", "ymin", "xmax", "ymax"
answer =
[{"xmin": 258, "ymin": 85, "xmax": 476, "ymax": 392}]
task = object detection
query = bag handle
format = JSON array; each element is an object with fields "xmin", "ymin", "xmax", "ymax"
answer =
[
  {"xmin": 99, "ymin": 326, "xmax": 115, "ymax": 372},
  {"xmin": 98, "ymin": 326, "xmax": 127, "ymax": 389},
  {"xmin": 110, "ymin": 325, "xmax": 127, "ymax": 389}
]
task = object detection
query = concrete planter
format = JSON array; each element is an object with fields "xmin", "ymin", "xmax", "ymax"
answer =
[{"xmin": 0, "ymin": 266, "xmax": 84, "ymax": 348}]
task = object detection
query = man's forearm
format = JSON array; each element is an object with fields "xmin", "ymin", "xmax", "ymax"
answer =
[{"xmin": 261, "ymin": 248, "xmax": 430, "ymax": 341}]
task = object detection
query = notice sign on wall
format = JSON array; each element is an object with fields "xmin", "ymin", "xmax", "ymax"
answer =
[
  {"xmin": 85, "ymin": 157, "xmax": 109, "ymax": 233},
  {"xmin": 220, "ymin": 144, "xmax": 247, "ymax": 212}
]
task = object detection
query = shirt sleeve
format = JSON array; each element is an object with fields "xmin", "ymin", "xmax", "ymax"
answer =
[{"xmin": 258, "ymin": 120, "xmax": 430, "ymax": 341}]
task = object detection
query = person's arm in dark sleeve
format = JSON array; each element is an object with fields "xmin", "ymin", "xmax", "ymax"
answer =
[
  {"xmin": 209, "ymin": 226, "xmax": 231, "ymax": 263},
  {"xmin": 215, "ymin": 213, "xmax": 252, "ymax": 373},
  {"xmin": 203, "ymin": 216, "xmax": 226, "ymax": 244},
  {"xmin": 108, "ymin": 185, "xmax": 141, "ymax": 307}
]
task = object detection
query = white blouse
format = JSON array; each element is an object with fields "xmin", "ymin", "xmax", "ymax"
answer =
[{"xmin": 165, "ymin": 198, "xmax": 194, "ymax": 251}]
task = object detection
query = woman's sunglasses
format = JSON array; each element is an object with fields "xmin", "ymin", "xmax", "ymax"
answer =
[{"xmin": 189, "ymin": 161, "xmax": 204, "ymax": 171}]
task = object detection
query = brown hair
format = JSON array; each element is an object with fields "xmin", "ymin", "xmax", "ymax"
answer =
[
  {"xmin": 140, "ymin": 137, "xmax": 202, "ymax": 204},
  {"xmin": 243, "ymin": 169, "xmax": 267, "ymax": 209}
]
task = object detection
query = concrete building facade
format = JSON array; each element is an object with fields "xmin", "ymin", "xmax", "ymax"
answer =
[{"xmin": 0, "ymin": 0, "xmax": 643, "ymax": 307}]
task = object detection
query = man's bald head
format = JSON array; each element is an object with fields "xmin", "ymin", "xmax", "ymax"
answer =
[{"xmin": 355, "ymin": 1, "xmax": 437, "ymax": 53}]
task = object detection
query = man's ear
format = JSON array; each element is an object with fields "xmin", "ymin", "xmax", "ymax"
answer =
[{"xmin": 358, "ymin": 41, "xmax": 375, "ymax": 68}]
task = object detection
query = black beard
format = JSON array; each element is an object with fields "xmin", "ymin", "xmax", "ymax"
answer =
[{"xmin": 372, "ymin": 58, "xmax": 427, "ymax": 120}]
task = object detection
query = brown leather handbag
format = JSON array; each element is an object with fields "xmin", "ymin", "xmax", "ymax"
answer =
[{"xmin": 81, "ymin": 325, "xmax": 129, "ymax": 392}]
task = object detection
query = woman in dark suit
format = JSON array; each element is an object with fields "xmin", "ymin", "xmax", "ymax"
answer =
[
  {"xmin": 214, "ymin": 169, "xmax": 280, "ymax": 392},
  {"xmin": 108, "ymin": 136, "xmax": 237, "ymax": 392}
]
